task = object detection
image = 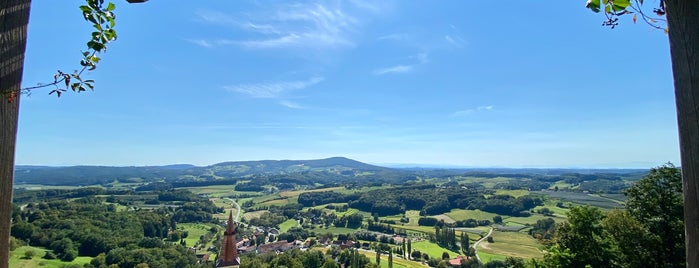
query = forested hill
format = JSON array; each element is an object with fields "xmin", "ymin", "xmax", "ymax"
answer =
[
  {"xmin": 13, "ymin": 157, "xmax": 648, "ymax": 188},
  {"xmin": 12, "ymin": 157, "xmax": 397, "ymax": 186}
]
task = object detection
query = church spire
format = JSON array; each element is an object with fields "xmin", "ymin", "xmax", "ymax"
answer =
[
  {"xmin": 225, "ymin": 210, "xmax": 235, "ymax": 235},
  {"xmin": 217, "ymin": 210, "xmax": 239, "ymax": 267}
]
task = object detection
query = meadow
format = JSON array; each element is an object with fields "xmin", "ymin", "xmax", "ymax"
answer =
[{"xmin": 9, "ymin": 246, "xmax": 92, "ymax": 268}]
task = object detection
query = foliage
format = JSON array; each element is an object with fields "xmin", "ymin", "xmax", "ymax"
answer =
[
  {"xmin": 585, "ymin": 0, "xmax": 667, "ymax": 31},
  {"xmin": 528, "ymin": 218, "xmax": 556, "ymax": 242},
  {"xmin": 10, "ymin": 188, "xmax": 215, "ymax": 267},
  {"xmin": 549, "ymin": 206, "xmax": 619, "ymax": 267},
  {"xmin": 541, "ymin": 164, "xmax": 686, "ymax": 268},
  {"xmin": 623, "ymin": 164, "xmax": 685, "ymax": 267}
]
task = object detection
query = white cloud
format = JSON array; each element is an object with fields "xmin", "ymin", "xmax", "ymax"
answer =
[
  {"xmin": 452, "ymin": 105, "xmax": 494, "ymax": 117},
  {"xmin": 452, "ymin": 109, "xmax": 474, "ymax": 117},
  {"xmin": 187, "ymin": 39, "xmax": 213, "ymax": 48},
  {"xmin": 378, "ymin": 33, "xmax": 408, "ymax": 41},
  {"xmin": 279, "ymin": 100, "xmax": 306, "ymax": 109},
  {"xmin": 194, "ymin": 2, "xmax": 364, "ymax": 50},
  {"xmin": 413, "ymin": 52, "xmax": 429, "ymax": 64},
  {"xmin": 373, "ymin": 65, "xmax": 414, "ymax": 75},
  {"xmin": 225, "ymin": 77, "xmax": 324, "ymax": 98},
  {"xmin": 373, "ymin": 52, "xmax": 428, "ymax": 75}
]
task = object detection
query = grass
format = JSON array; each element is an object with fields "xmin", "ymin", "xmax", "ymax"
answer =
[
  {"xmin": 503, "ymin": 214, "xmax": 555, "ymax": 225},
  {"xmin": 454, "ymin": 176, "xmax": 513, "ymax": 189},
  {"xmin": 316, "ymin": 226, "xmax": 361, "ymax": 235},
  {"xmin": 446, "ymin": 209, "xmax": 499, "ymax": 221},
  {"xmin": 410, "ymin": 240, "xmax": 461, "ymax": 261},
  {"xmin": 279, "ymin": 187, "xmax": 345, "ymax": 198},
  {"xmin": 477, "ymin": 231, "xmax": 543, "ymax": 261},
  {"xmin": 355, "ymin": 250, "xmax": 423, "ymax": 268},
  {"xmin": 243, "ymin": 210, "xmax": 269, "ymax": 221},
  {"xmin": 279, "ymin": 219, "xmax": 300, "ymax": 233},
  {"xmin": 432, "ymin": 214, "xmax": 456, "ymax": 224},
  {"xmin": 494, "ymin": 189, "xmax": 531, "ymax": 198},
  {"xmin": 549, "ymin": 180, "xmax": 576, "ymax": 190},
  {"xmin": 181, "ymin": 185, "xmax": 237, "ymax": 197},
  {"xmin": 477, "ymin": 250, "xmax": 507, "ymax": 263},
  {"xmin": 258, "ymin": 198, "xmax": 289, "ymax": 206},
  {"xmin": 9, "ymin": 246, "xmax": 92, "ymax": 268},
  {"xmin": 178, "ymin": 223, "xmax": 218, "ymax": 249}
]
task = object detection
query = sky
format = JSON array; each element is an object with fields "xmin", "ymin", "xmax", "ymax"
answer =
[{"xmin": 16, "ymin": 0, "xmax": 679, "ymax": 168}]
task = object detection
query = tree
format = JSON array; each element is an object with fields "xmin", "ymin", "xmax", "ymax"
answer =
[
  {"xmin": 388, "ymin": 250, "xmax": 393, "ymax": 268},
  {"xmin": 601, "ymin": 210, "xmax": 651, "ymax": 268},
  {"xmin": 441, "ymin": 251, "xmax": 450, "ymax": 260},
  {"xmin": 375, "ymin": 248, "xmax": 380, "ymax": 265},
  {"xmin": 585, "ymin": 1, "xmax": 699, "ymax": 266},
  {"xmin": 23, "ymin": 249, "xmax": 35, "ymax": 259},
  {"xmin": 0, "ymin": 1, "xmax": 124, "ymax": 267},
  {"xmin": 624, "ymin": 164, "xmax": 684, "ymax": 267},
  {"xmin": 460, "ymin": 232, "xmax": 469, "ymax": 255},
  {"xmin": 407, "ymin": 239, "xmax": 412, "ymax": 260},
  {"xmin": 0, "ymin": 3, "xmax": 30, "ymax": 267},
  {"xmin": 548, "ymin": 206, "xmax": 618, "ymax": 268},
  {"xmin": 492, "ymin": 216, "xmax": 503, "ymax": 224}
]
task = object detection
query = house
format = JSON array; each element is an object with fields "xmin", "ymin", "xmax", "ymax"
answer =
[
  {"xmin": 258, "ymin": 241, "xmax": 293, "ymax": 254},
  {"xmin": 448, "ymin": 256, "xmax": 472, "ymax": 267}
]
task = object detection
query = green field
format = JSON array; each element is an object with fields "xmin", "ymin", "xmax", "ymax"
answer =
[
  {"xmin": 279, "ymin": 219, "xmax": 300, "ymax": 233},
  {"xmin": 454, "ymin": 176, "xmax": 512, "ymax": 189},
  {"xmin": 503, "ymin": 214, "xmax": 557, "ymax": 225},
  {"xmin": 410, "ymin": 240, "xmax": 461, "ymax": 261},
  {"xmin": 182, "ymin": 185, "xmax": 238, "ymax": 197},
  {"xmin": 446, "ymin": 209, "xmax": 499, "ymax": 221},
  {"xmin": 178, "ymin": 223, "xmax": 219, "ymax": 249},
  {"xmin": 494, "ymin": 189, "xmax": 530, "ymax": 198},
  {"xmin": 318, "ymin": 226, "xmax": 362, "ymax": 235},
  {"xmin": 477, "ymin": 231, "xmax": 543, "ymax": 261},
  {"xmin": 9, "ymin": 246, "xmax": 92, "ymax": 268},
  {"xmin": 279, "ymin": 187, "xmax": 345, "ymax": 198}
]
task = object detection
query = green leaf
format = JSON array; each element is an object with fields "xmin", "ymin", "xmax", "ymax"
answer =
[
  {"xmin": 107, "ymin": 2, "xmax": 115, "ymax": 11},
  {"xmin": 87, "ymin": 41, "xmax": 105, "ymax": 52},
  {"xmin": 605, "ymin": 4, "xmax": 611, "ymax": 13},
  {"xmin": 585, "ymin": 0, "xmax": 601, "ymax": 13},
  {"xmin": 612, "ymin": 0, "xmax": 630, "ymax": 11},
  {"xmin": 79, "ymin": 5, "xmax": 92, "ymax": 12}
]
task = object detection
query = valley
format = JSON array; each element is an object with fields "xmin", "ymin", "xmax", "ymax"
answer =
[{"xmin": 9, "ymin": 157, "xmax": 654, "ymax": 267}]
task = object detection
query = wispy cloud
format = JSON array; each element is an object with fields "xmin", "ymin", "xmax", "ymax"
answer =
[
  {"xmin": 452, "ymin": 105, "xmax": 494, "ymax": 117},
  {"xmin": 373, "ymin": 65, "xmax": 414, "ymax": 75},
  {"xmin": 373, "ymin": 52, "xmax": 429, "ymax": 75},
  {"xmin": 378, "ymin": 33, "xmax": 409, "ymax": 41},
  {"xmin": 444, "ymin": 24, "xmax": 467, "ymax": 48},
  {"xmin": 225, "ymin": 77, "xmax": 324, "ymax": 98},
  {"xmin": 193, "ymin": 2, "xmax": 366, "ymax": 50},
  {"xmin": 278, "ymin": 100, "xmax": 307, "ymax": 109},
  {"xmin": 187, "ymin": 39, "xmax": 214, "ymax": 48}
]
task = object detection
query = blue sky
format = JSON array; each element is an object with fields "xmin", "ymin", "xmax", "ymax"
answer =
[{"xmin": 16, "ymin": 0, "xmax": 678, "ymax": 168}]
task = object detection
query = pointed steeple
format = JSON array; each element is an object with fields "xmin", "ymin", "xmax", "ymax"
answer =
[
  {"xmin": 225, "ymin": 210, "xmax": 236, "ymax": 235},
  {"xmin": 217, "ymin": 209, "xmax": 240, "ymax": 267}
]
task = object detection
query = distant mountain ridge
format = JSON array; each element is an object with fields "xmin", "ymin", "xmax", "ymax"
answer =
[
  {"xmin": 13, "ymin": 157, "xmax": 392, "ymax": 186},
  {"xmin": 13, "ymin": 157, "xmax": 649, "ymax": 187}
]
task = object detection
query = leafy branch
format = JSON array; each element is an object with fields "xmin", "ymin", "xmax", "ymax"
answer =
[
  {"xmin": 3, "ymin": 0, "xmax": 117, "ymax": 102},
  {"xmin": 585, "ymin": 0, "xmax": 667, "ymax": 31}
]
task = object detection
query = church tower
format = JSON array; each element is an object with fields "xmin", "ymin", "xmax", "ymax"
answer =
[{"xmin": 216, "ymin": 210, "xmax": 240, "ymax": 267}]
